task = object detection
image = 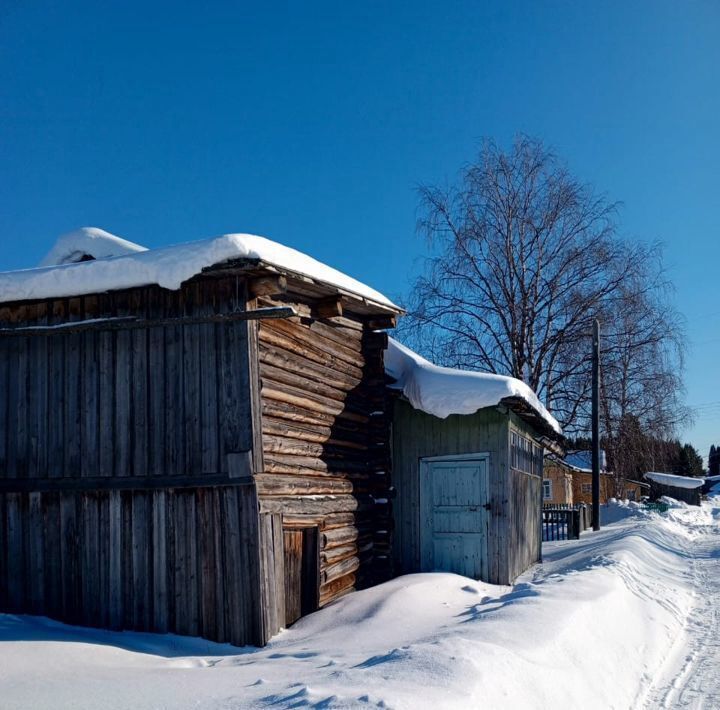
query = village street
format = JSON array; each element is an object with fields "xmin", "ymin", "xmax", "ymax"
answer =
[
  {"xmin": 1, "ymin": 497, "xmax": 718, "ymax": 709},
  {"xmin": 644, "ymin": 498, "xmax": 720, "ymax": 709}
]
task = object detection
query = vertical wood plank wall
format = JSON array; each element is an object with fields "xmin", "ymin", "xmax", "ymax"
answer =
[
  {"xmin": 255, "ymin": 305, "xmax": 392, "ymax": 637},
  {"xmin": 391, "ymin": 400, "xmax": 511, "ymax": 585},
  {"xmin": 0, "ymin": 277, "xmax": 263, "ymax": 645},
  {"xmin": 391, "ymin": 400, "xmax": 544, "ymax": 586}
]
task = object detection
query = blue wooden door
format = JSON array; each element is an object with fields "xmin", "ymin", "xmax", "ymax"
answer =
[{"xmin": 420, "ymin": 456, "xmax": 490, "ymax": 579}]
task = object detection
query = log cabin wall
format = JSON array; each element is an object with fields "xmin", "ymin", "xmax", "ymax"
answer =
[
  {"xmin": 254, "ymin": 300, "xmax": 393, "ymax": 637},
  {"xmin": 0, "ymin": 275, "xmax": 264, "ymax": 645}
]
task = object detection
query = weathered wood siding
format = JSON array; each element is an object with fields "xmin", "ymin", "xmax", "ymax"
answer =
[
  {"xmin": 392, "ymin": 401, "xmax": 545, "ymax": 585},
  {"xmin": 391, "ymin": 400, "xmax": 511, "ymax": 584},
  {"xmin": 505, "ymin": 415, "xmax": 543, "ymax": 580},
  {"xmin": 0, "ymin": 485, "xmax": 260, "ymax": 644},
  {"xmin": 256, "ymin": 305, "xmax": 392, "ymax": 636},
  {"xmin": 0, "ymin": 277, "xmax": 264, "ymax": 644}
]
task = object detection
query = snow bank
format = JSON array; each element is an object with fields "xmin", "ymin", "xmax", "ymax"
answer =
[
  {"xmin": 385, "ymin": 337, "xmax": 561, "ymax": 434},
  {"xmin": 645, "ymin": 471, "xmax": 704, "ymax": 489},
  {"xmin": 38, "ymin": 228, "xmax": 147, "ymax": 267},
  {"xmin": 1, "ymin": 497, "xmax": 709, "ymax": 709},
  {"xmin": 0, "ymin": 231, "xmax": 397, "ymax": 309}
]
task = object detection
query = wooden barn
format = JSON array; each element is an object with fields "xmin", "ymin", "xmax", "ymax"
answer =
[
  {"xmin": 645, "ymin": 472, "xmax": 703, "ymax": 506},
  {"xmin": 0, "ymin": 228, "xmax": 401, "ymax": 646},
  {"xmin": 385, "ymin": 339, "xmax": 564, "ymax": 585}
]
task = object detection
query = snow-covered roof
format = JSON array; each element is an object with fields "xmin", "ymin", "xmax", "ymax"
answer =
[
  {"xmin": 563, "ymin": 450, "xmax": 608, "ymax": 473},
  {"xmin": 0, "ymin": 229, "xmax": 398, "ymax": 310},
  {"xmin": 644, "ymin": 472, "xmax": 704, "ymax": 490},
  {"xmin": 384, "ymin": 337, "xmax": 562, "ymax": 436},
  {"xmin": 39, "ymin": 228, "xmax": 148, "ymax": 266}
]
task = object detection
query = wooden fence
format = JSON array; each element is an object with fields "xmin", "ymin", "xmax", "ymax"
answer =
[{"xmin": 542, "ymin": 504, "xmax": 592, "ymax": 541}]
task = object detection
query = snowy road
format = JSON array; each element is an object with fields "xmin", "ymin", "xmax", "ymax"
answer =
[
  {"xmin": 645, "ymin": 498, "xmax": 720, "ymax": 709},
  {"xmin": 0, "ymin": 498, "xmax": 714, "ymax": 709}
]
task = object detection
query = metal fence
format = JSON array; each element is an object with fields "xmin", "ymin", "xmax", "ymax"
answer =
[{"xmin": 542, "ymin": 504, "xmax": 592, "ymax": 541}]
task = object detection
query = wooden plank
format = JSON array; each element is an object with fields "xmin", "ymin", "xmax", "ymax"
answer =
[
  {"xmin": 59, "ymin": 493, "xmax": 79, "ymax": 622},
  {"xmin": 147, "ymin": 290, "xmax": 166, "ymax": 477},
  {"xmin": 283, "ymin": 529, "xmax": 303, "ymax": 625},
  {"xmin": 259, "ymin": 495, "xmax": 360, "ymax": 516},
  {"xmin": 97, "ymin": 323, "xmax": 115, "ymax": 478},
  {"xmin": 0, "ymin": 474, "xmax": 255, "ymax": 493},
  {"xmin": 132, "ymin": 493, "xmax": 150, "ymax": 629},
  {"xmin": 0, "ymin": 306, "xmax": 297, "ymax": 336},
  {"xmin": 255, "ymin": 474, "xmax": 353, "ymax": 497},
  {"xmin": 80, "ymin": 493, "xmax": 100, "ymax": 625},
  {"xmin": 64, "ymin": 298, "xmax": 82, "ymax": 477},
  {"xmin": 199, "ymin": 282, "xmax": 220, "ymax": 475},
  {"xmin": 164, "ymin": 290, "xmax": 185, "ymax": 476},
  {"xmin": 183, "ymin": 285, "xmax": 202, "ymax": 476},
  {"xmin": 198, "ymin": 488, "xmax": 217, "ymax": 639},
  {"xmin": 5, "ymin": 334, "xmax": 21, "ymax": 478},
  {"xmin": 108, "ymin": 490, "xmax": 122, "ymax": 629},
  {"xmin": 80, "ymin": 296, "xmax": 99, "ymax": 478},
  {"xmin": 211, "ymin": 487, "xmax": 227, "ymax": 643},
  {"xmin": 222, "ymin": 487, "xmax": 245, "ymax": 645},
  {"xmin": 152, "ymin": 490, "xmax": 168, "ymax": 632},
  {"xmin": 43, "ymin": 492, "xmax": 62, "ymax": 618},
  {"xmin": 131, "ymin": 291, "xmax": 149, "ymax": 480},
  {"xmin": 0, "ymin": 338, "xmax": 8, "ymax": 476},
  {"xmin": 6, "ymin": 493, "xmax": 24, "ymax": 610},
  {"xmin": 114, "ymin": 294, "xmax": 132, "ymax": 478}
]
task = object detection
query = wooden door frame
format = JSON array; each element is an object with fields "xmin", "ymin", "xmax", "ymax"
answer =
[
  {"xmin": 281, "ymin": 522, "xmax": 320, "ymax": 627},
  {"xmin": 419, "ymin": 452, "xmax": 491, "ymax": 573}
]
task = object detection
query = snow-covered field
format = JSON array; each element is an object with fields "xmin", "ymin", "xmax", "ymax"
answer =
[{"xmin": 2, "ymin": 497, "xmax": 717, "ymax": 710}]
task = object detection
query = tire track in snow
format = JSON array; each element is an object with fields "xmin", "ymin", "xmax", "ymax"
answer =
[{"xmin": 644, "ymin": 510, "xmax": 720, "ymax": 709}]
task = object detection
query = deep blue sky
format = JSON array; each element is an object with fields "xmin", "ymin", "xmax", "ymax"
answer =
[{"xmin": 2, "ymin": 1, "xmax": 719, "ymax": 460}]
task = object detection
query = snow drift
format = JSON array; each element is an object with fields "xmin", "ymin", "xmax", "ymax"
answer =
[
  {"xmin": 1, "ymin": 498, "xmax": 705, "ymax": 709},
  {"xmin": 38, "ymin": 228, "xmax": 148, "ymax": 267},
  {"xmin": 385, "ymin": 337, "xmax": 561, "ymax": 434}
]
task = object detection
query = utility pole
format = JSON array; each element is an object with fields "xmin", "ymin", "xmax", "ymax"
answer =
[{"xmin": 592, "ymin": 318, "xmax": 601, "ymax": 531}]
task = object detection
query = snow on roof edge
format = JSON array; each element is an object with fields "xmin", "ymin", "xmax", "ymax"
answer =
[
  {"xmin": 0, "ymin": 232, "xmax": 399, "ymax": 310},
  {"xmin": 384, "ymin": 337, "xmax": 562, "ymax": 436},
  {"xmin": 644, "ymin": 472, "xmax": 704, "ymax": 489}
]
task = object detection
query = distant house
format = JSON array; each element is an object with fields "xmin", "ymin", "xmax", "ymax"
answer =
[
  {"xmin": 385, "ymin": 339, "xmax": 564, "ymax": 585},
  {"xmin": 542, "ymin": 457, "xmax": 574, "ymax": 505},
  {"xmin": 645, "ymin": 472, "xmax": 703, "ymax": 506},
  {"xmin": 624, "ymin": 479, "xmax": 650, "ymax": 502},
  {"xmin": 543, "ymin": 450, "xmax": 612, "ymax": 505}
]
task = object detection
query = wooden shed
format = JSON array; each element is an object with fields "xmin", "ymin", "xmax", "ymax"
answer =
[
  {"xmin": 0, "ymin": 229, "xmax": 401, "ymax": 646},
  {"xmin": 385, "ymin": 339, "xmax": 563, "ymax": 585},
  {"xmin": 645, "ymin": 472, "xmax": 703, "ymax": 506}
]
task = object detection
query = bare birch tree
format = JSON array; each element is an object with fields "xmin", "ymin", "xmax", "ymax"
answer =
[{"xmin": 402, "ymin": 136, "xmax": 688, "ymax": 482}]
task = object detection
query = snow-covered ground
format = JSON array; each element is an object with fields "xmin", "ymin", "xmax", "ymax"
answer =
[{"xmin": 2, "ymin": 497, "xmax": 718, "ymax": 710}]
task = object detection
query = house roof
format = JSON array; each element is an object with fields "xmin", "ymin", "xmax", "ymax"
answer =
[
  {"xmin": 384, "ymin": 337, "xmax": 562, "ymax": 439},
  {"xmin": 563, "ymin": 450, "xmax": 608, "ymax": 473},
  {"xmin": 644, "ymin": 472, "xmax": 704, "ymax": 490},
  {"xmin": 0, "ymin": 228, "xmax": 400, "ymax": 314},
  {"xmin": 545, "ymin": 452, "xmax": 611, "ymax": 475}
]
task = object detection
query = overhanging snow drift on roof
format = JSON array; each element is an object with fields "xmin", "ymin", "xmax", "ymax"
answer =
[
  {"xmin": 384, "ymin": 337, "xmax": 562, "ymax": 436},
  {"xmin": 39, "ymin": 228, "xmax": 148, "ymax": 266}
]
